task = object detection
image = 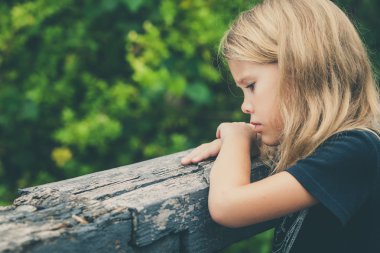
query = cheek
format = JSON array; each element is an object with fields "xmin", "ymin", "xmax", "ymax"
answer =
[
  {"xmin": 273, "ymin": 113, "xmax": 283, "ymax": 130},
  {"xmin": 265, "ymin": 102, "xmax": 281, "ymax": 124},
  {"xmin": 266, "ymin": 108, "xmax": 283, "ymax": 138},
  {"xmin": 269, "ymin": 98, "xmax": 282, "ymax": 128}
]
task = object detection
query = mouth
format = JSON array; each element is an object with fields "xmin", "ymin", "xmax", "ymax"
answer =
[{"xmin": 250, "ymin": 122, "xmax": 262, "ymax": 129}]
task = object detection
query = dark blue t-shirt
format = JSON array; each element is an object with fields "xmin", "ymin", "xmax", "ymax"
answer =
[{"xmin": 271, "ymin": 130, "xmax": 380, "ymax": 253}]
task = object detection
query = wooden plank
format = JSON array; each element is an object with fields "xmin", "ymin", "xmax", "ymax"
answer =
[
  {"xmin": 1, "ymin": 150, "xmax": 274, "ymax": 252},
  {"xmin": 0, "ymin": 187, "xmax": 132, "ymax": 252},
  {"xmin": 21, "ymin": 151, "xmax": 199, "ymax": 197}
]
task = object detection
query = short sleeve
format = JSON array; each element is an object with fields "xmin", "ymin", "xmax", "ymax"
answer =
[{"xmin": 286, "ymin": 130, "xmax": 380, "ymax": 225}]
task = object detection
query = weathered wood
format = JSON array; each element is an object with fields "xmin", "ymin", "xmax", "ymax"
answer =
[
  {"xmin": 0, "ymin": 187, "xmax": 132, "ymax": 253},
  {"xmin": 0, "ymin": 150, "xmax": 276, "ymax": 253}
]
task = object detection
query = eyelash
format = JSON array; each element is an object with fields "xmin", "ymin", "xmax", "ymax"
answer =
[{"xmin": 246, "ymin": 83, "xmax": 256, "ymax": 91}]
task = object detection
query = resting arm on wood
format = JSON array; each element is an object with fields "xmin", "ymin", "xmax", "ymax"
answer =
[{"xmin": 182, "ymin": 122, "xmax": 318, "ymax": 228}]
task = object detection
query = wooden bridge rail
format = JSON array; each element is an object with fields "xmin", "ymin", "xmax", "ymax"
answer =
[{"xmin": 0, "ymin": 150, "xmax": 276, "ymax": 253}]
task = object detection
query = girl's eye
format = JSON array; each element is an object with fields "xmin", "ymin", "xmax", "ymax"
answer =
[{"xmin": 246, "ymin": 83, "xmax": 255, "ymax": 91}]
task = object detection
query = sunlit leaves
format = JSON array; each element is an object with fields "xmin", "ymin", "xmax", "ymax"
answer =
[
  {"xmin": 54, "ymin": 112, "xmax": 122, "ymax": 150},
  {"xmin": 51, "ymin": 147, "xmax": 73, "ymax": 167}
]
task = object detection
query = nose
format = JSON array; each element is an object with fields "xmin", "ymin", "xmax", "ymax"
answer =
[{"xmin": 241, "ymin": 98, "xmax": 254, "ymax": 114}]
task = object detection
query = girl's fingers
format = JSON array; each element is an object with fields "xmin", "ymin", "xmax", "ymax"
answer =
[
  {"xmin": 216, "ymin": 123, "xmax": 225, "ymax": 139},
  {"xmin": 181, "ymin": 145, "xmax": 206, "ymax": 164},
  {"xmin": 216, "ymin": 126, "xmax": 220, "ymax": 139},
  {"xmin": 181, "ymin": 141, "xmax": 221, "ymax": 165},
  {"xmin": 181, "ymin": 150, "xmax": 199, "ymax": 165},
  {"xmin": 191, "ymin": 154, "xmax": 206, "ymax": 163},
  {"xmin": 189, "ymin": 146, "xmax": 211, "ymax": 163},
  {"xmin": 247, "ymin": 122, "xmax": 256, "ymax": 131}
]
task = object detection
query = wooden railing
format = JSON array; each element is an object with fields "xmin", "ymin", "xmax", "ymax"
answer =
[{"xmin": 0, "ymin": 150, "xmax": 277, "ymax": 253}]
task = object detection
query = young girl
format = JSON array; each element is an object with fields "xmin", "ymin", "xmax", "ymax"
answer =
[{"xmin": 181, "ymin": 0, "xmax": 380, "ymax": 252}]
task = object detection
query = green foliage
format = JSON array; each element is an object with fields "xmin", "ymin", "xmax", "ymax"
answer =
[
  {"xmin": 0, "ymin": 0, "xmax": 257, "ymax": 203},
  {"xmin": 0, "ymin": 0, "xmax": 378, "ymax": 252},
  {"xmin": 334, "ymin": 0, "xmax": 380, "ymax": 71},
  {"xmin": 223, "ymin": 229, "xmax": 274, "ymax": 253}
]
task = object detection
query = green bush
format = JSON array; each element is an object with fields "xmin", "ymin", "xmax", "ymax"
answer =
[{"xmin": 0, "ymin": 0, "xmax": 256, "ymax": 203}]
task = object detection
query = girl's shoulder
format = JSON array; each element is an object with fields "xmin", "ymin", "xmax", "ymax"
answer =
[
  {"xmin": 307, "ymin": 129, "xmax": 380, "ymax": 171},
  {"xmin": 286, "ymin": 128, "xmax": 380, "ymax": 225},
  {"xmin": 326, "ymin": 129, "xmax": 380, "ymax": 149}
]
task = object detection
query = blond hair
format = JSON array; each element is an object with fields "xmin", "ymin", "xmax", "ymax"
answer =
[{"xmin": 219, "ymin": 0, "xmax": 380, "ymax": 172}]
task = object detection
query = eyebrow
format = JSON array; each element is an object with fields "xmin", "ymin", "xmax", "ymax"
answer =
[
  {"xmin": 235, "ymin": 78, "xmax": 245, "ymax": 86},
  {"xmin": 236, "ymin": 77, "xmax": 253, "ymax": 86}
]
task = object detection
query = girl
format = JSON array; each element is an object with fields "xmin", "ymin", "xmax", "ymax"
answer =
[{"xmin": 181, "ymin": 0, "xmax": 380, "ymax": 252}]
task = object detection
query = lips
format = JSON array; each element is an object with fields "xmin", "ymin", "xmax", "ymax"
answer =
[
  {"xmin": 250, "ymin": 122, "xmax": 262, "ymax": 129},
  {"xmin": 250, "ymin": 122, "xmax": 261, "ymax": 126}
]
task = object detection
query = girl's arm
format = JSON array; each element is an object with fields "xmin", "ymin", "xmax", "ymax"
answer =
[
  {"xmin": 182, "ymin": 122, "xmax": 318, "ymax": 228},
  {"xmin": 209, "ymin": 134, "xmax": 317, "ymax": 228}
]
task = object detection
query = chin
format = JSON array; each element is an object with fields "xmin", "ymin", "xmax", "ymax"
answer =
[{"xmin": 261, "ymin": 135, "xmax": 280, "ymax": 146}]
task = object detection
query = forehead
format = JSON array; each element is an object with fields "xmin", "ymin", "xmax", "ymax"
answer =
[
  {"xmin": 228, "ymin": 60, "xmax": 279, "ymax": 84},
  {"xmin": 228, "ymin": 60, "xmax": 260, "ymax": 83}
]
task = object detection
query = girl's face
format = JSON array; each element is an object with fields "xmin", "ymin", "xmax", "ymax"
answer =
[{"xmin": 228, "ymin": 59, "xmax": 283, "ymax": 146}]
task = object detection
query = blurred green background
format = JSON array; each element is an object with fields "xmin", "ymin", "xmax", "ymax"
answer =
[{"xmin": 0, "ymin": 0, "xmax": 378, "ymax": 252}]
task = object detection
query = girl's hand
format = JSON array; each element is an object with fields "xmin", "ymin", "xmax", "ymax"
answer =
[
  {"xmin": 181, "ymin": 122, "xmax": 257, "ymax": 165},
  {"xmin": 216, "ymin": 122, "xmax": 257, "ymax": 141},
  {"xmin": 181, "ymin": 139, "xmax": 222, "ymax": 165}
]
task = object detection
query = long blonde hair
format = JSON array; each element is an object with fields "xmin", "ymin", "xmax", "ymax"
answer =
[{"xmin": 219, "ymin": 0, "xmax": 380, "ymax": 172}]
